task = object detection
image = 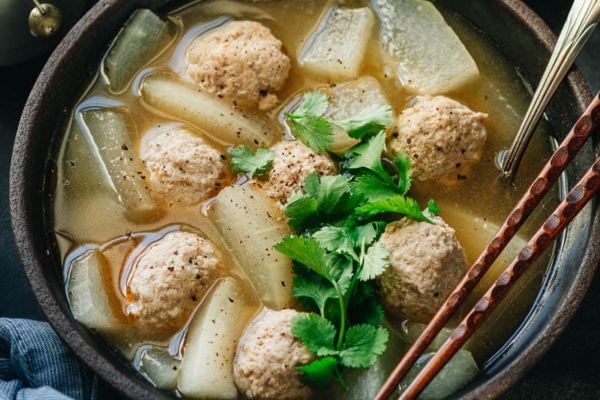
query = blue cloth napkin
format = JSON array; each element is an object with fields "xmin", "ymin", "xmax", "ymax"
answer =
[{"xmin": 0, "ymin": 319, "xmax": 97, "ymax": 400}]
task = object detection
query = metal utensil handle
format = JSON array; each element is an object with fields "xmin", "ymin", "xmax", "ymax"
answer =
[
  {"xmin": 500, "ymin": 0, "xmax": 600, "ymax": 180},
  {"xmin": 32, "ymin": 0, "xmax": 45, "ymax": 14}
]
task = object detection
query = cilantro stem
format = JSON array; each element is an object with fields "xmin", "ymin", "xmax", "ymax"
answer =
[
  {"xmin": 343, "ymin": 238, "xmax": 366, "ymax": 330},
  {"xmin": 333, "ymin": 239, "xmax": 369, "ymax": 351},
  {"xmin": 354, "ymin": 239, "xmax": 368, "ymax": 286},
  {"xmin": 335, "ymin": 368, "xmax": 348, "ymax": 391},
  {"xmin": 358, "ymin": 238, "xmax": 367, "ymax": 266},
  {"xmin": 332, "ymin": 280, "xmax": 347, "ymax": 350}
]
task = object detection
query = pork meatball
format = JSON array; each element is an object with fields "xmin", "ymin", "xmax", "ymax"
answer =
[
  {"xmin": 142, "ymin": 128, "xmax": 228, "ymax": 207},
  {"xmin": 266, "ymin": 140, "xmax": 336, "ymax": 208},
  {"xmin": 378, "ymin": 217, "xmax": 466, "ymax": 320},
  {"xmin": 186, "ymin": 21, "xmax": 291, "ymax": 110},
  {"xmin": 234, "ymin": 309, "xmax": 315, "ymax": 400},
  {"xmin": 388, "ymin": 96, "xmax": 487, "ymax": 181},
  {"xmin": 128, "ymin": 231, "xmax": 221, "ymax": 332}
]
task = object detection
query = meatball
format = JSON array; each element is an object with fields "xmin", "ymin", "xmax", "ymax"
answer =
[
  {"xmin": 142, "ymin": 128, "xmax": 228, "ymax": 207},
  {"xmin": 186, "ymin": 21, "xmax": 291, "ymax": 110},
  {"xmin": 128, "ymin": 231, "xmax": 221, "ymax": 332},
  {"xmin": 266, "ymin": 140, "xmax": 336, "ymax": 208},
  {"xmin": 234, "ymin": 309, "xmax": 315, "ymax": 400},
  {"xmin": 378, "ymin": 217, "xmax": 466, "ymax": 320},
  {"xmin": 388, "ymin": 95, "xmax": 487, "ymax": 181}
]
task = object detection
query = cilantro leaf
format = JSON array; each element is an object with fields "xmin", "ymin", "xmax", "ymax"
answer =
[
  {"xmin": 313, "ymin": 226, "xmax": 356, "ymax": 256},
  {"xmin": 334, "ymin": 259, "xmax": 354, "ymax": 298},
  {"xmin": 334, "ymin": 191, "xmax": 366, "ymax": 216},
  {"xmin": 421, "ymin": 200, "xmax": 441, "ymax": 225},
  {"xmin": 427, "ymin": 199, "xmax": 441, "ymax": 216},
  {"xmin": 284, "ymin": 173, "xmax": 352, "ymax": 231},
  {"xmin": 229, "ymin": 145, "xmax": 275, "ymax": 177},
  {"xmin": 355, "ymin": 195, "xmax": 436, "ymax": 223},
  {"xmin": 293, "ymin": 274, "xmax": 337, "ymax": 313},
  {"xmin": 359, "ymin": 241, "xmax": 389, "ymax": 281},
  {"xmin": 293, "ymin": 91, "xmax": 329, "ymax": 117},
  {"xmin": 349, "ymin": 282, "xmax": 385, "ymax": 327},
  {"xmin": 352, "ymin": 172, "xmax": 400, "ymax": 203},
  {"xmin": 284, "ymin": 196, "xmax": 319, "ymax": 230},
  {"xmin": 351, "ymin": 222, "xmax": 381, "ymax": 246},
  {"xmin": 313, "ymin": 222, "xmax": 380, "ymax": 261},
  {"xmin": 302, "ymin": 171, "xmax": 321, "ymax": 196},
  {"xmin": 291, "ymin": 312, "xmax": 338, "ymax": 357},
  {"xmin": 275, "ymin": 236, "xmax": 334, "ymax": 281},
  {"xmin": 394, "ymin": 152, "xmax": 413, "ymax": 195},
  {"xmin": 285, "ymin": 92, "xmax": 332, "ymax": 152},
  {"xmin": 324, "ymin": 255, "xmax": 351, "ymax": 283},
  {"xmin": 286, "ymin": 115, "xmax": 333, "ymax": 153},
  {"xmin": 339, "ymin": 325, "xmax": 389, "ymax": 368},
  {"xmin": 304, "ymin": 173, "xmax": 351, "ymax": 215},
  {"xmin": 346, "ymin": 131, "xmax": 389, "ymax": 181},
  {"xmin": 359, "ymin": 300, "xmax": 385, "ymax": 327},
  {"xmin": 331, "ymin": 104, "xmax": 394, "ymax": 139},
  {"xmin": 297, "ymin": 357, "xmax": 340, "ymax": 390}
]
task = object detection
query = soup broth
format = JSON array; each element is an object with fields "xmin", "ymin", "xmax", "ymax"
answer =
[{"xmin": 49, "ymin": 0, "xmax": 559, "ymax": 398}]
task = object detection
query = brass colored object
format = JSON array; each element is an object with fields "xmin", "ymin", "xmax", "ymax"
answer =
[
  {"xmin": 499, "ymin": 0, "xmax": 600, "ymax": 180},
  {"xmin": 28, "ymin": 1, "xmax": 62, "ymax": 37}
]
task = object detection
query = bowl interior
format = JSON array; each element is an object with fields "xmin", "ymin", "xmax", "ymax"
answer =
[{"xmin": 10, "ymin": 0, "xmax": 597, "ymax": 399}]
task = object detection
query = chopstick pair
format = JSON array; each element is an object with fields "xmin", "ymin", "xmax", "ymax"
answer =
[{"xmin": 374, "ymin": 92, "xmax": 600, "ymax": 400}]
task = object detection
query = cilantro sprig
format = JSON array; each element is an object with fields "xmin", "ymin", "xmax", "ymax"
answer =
[
  {"xmin": 284, "ymin": 92, "xmax": 333, "ymax": 152},
  {"xmin": 227, "ymin": 90, "xmax": 441, "ymax": 390},
  {"xmin": 229, "ymin": 145, "xmax": 275, "ymax": 177},
  {"xmin": 275, "ymin": 235, "xmax": 390, "ymax": 390},
  {"xmin": 331, "ymin": 104, "xmax": 395, "ymax": 140},
  {"xmin": 275, "ymin": 130, "xmax": 440, "ymax": 389},
  {"xmin": 284, "ymin": 91, "xmax": 394, "ymax": 152}
]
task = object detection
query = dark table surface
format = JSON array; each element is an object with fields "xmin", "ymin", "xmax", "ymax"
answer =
[{"xmin": 0, "ymin": 1, "xmax": 598, "ymax": 399}]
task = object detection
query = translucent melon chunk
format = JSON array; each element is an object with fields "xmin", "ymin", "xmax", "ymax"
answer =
[
  {"xmin": 325, "ymin": 76, "xmax": 391, "ymax": 152},
  {"xmin": 400, "ymin": 350, "xmax": 479, "ymax": 400},
  {"xmin": 103, "ymin": 9, "xmax": 172, "ymax": 93},
  {"xmin": 300, "ymin": 6, "xmax": 375, "ymax": 80},
  {"xmin": 374, "ymin": 0, "xmax": 479, "ymax": 94},
  {"xmin": 439, "ymin": 206, "xmax": 527, "ymax": 303},
  {"xmin": 210, "ymin": 185, "xmax": 294, "ymax": 310},
  {"xmin": 80, "ymin": 108, "xmax": 158, "ymax": 220},
  {"xmin": 141, "ymin": 73, "xmax": 278, "ymax": 148},
  {"xmin": 178, "ymin": 277, "xmax": 260, "ymax": 399},
  {"xmin": 68, "ymin": 248, "xmax": 120, "ymax": 333},
  {"xmin": 139, "ymin": 346, "xmax": 181, "ymax": 391},
  {"xmin": 396, "ymin": 321, "xmax": 454, "ymax": 351}
]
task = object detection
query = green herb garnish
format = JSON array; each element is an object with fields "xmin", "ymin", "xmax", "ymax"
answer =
[
  {"xmin": 355, "ymin": 196, "xmax": 439, "ymax": 223},
  {"xmin": 284, "ymin": 91, "xmax": 394, "ymax": 152},
  {"xmin": 275, "ymin": 234, "xmax": 390, "ymax": 390},
  {"xmin": 330, "ymin": 104, "xmax": 395, "ymax": 140},
  {"xmin": 274, "ymin": 136, "xmax": 439, "ymax": 389},
  {"xmin": 284, "ymin": 92, "xmax": 333, "ymax": 152},
  {"xmin": 272, "ymin": 91, "xmax": 441, "ymax": 390},
  {"xmin": 229, "ymin": 145, "xmax": 275, "ymax": 177}
]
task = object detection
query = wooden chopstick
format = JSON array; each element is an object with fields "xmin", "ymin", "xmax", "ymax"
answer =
[
  {"xmin": 374, "ymin": 91, "xmax": 600, "ymax": 400},
  {"xmin": 398, "ymin": 152, "xmax": 600, "ymax": 400}
]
